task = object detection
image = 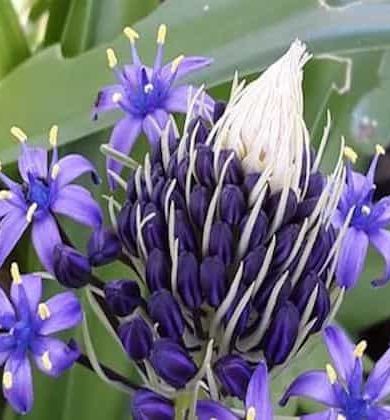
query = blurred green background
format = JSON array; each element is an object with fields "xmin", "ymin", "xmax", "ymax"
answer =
[{"xmin": 1, "ymin": 0, "xmax": 390, "ymax": 418}]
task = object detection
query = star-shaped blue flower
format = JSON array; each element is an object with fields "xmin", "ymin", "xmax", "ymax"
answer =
[
  {"xmin": 0, "ymin": 126, "xmax": 102, "ymax": 272},
  {"xmin": 281, "ymin": 325, "xmax": 390, "ymax": 419},
  {"xmin": 196, "ymin": 361, "xmax": 273, "ymax": 420},
  {"xmin": 333, "ymin": 145, "xmax": 390, "ymax": 288},
  {"xmin": 0, "ymin": 263, "xmax": 82, "ymax": 414},
  {"xmin": 92, "ymin": 24, "xmax": 214, "ymax": 188}
]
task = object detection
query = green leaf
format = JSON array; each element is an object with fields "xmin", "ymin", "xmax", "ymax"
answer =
[
  {"xmin": 1, "ymin": 0, "xmax": 390, "ymax": 164},
  {"xmin": 0, "ymin": 0, "xmax": 30, "ymax": 78}
]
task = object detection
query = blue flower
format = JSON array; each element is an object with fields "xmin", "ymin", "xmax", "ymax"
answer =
[
  {"xmin": 0, "ymin": 126, "xmax": 102, "ymax": 272},
  {"xmin": 281, "ymin": 324, "xmax": 390, "ymax": 419},
  {"xmin": 0, "ymin": 263, "xmax": 82, "ymax": 414},
  {"xmin": 196, "ymin": 361, "xmax": 273, "ymax": 420},
  {"xmin": 334, "ymin": 145, "xmax": 390, "ymax": 288},
  {"xmin": 92, "ymin": 24, "xmax": 214, "ymax": 188}
]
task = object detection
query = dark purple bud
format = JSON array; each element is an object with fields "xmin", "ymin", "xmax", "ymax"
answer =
[
  {"xmin": 295, "ymin": 197, "xmax": 319, "ymax": 221},
  {"xmin": 265, "ymin": 189, "xmax": 297, "ymax": 226},
  {"xmin": 311, "ymin": 280, "xmax": 330, "ymax": 332},
  {"xmin": 53, "ymin": 244, "xmax": 91, "ymax": 288},
  {"xmin": 243, "ymin": 173, "xmax": 261, "ymax": 195},
  {"xmin": 306, "ymin": 172, "xmax": 324, "ymax": 198},
  {"xmin": 200, "ymin": 256, "xmax": 227, "ymax": 307},
  {"xmin": 224, "ymin": 288, "xmax": 251, "ymax": 338},
  {"xmin": 218, "ymin": 150, "xmax": 244, "ymax": 185},
  {"xmin": 87, "ymin": 228, "xmax": 121, "ymax": 266},
  {"xmin": 253, "ymin": 277, "xmax": 291, "ymax": 315},
  {"xmin": 242, "ymin": 246, "xmax": 266, "ymax": 285},
  {"xmin": 240, "ymin": 210, "xmax": 268, "ymax": 252},
  {"xmin": 272, "ymin": 224, "xmax": 301, "ymax": 269},
  {"xmin": 150, "ymin": 339, "xmax": 197, "ymax": 388},
  {"xmin": 117, "ymin": 201, "xmax": 138, "ymax": 256},
  {"xmin": 188, "ymin": 118, "xmax": 210, "ymax": 145},
  {"xmin": 220, "ymin": 184, "xmax": 246, "ymax": 225},
  {"xmin": 178, "ymin": 252, "xmax": 202, "ymax": 310},
  {"xmin": 190, "ymin": 185, "xmax": 211, "ymax": 228},
  {"xmin": 119, "ymin": 316, "xmax": 153, "ymax": 360},
  {"xmin": 195, "ymin": 145, "xmax": 215, "ymax": 188},
  {"xmin": 104, "ymin": 279, "xmax": 143, "ymax": 317},
  {"xmin": 175, "ymin": 210, "xmax": 197, "ymax": 253},
  {"xmin": 148, "ymin": 290, "xmax": 185, "ymax": 342},
  {"xmin": 176, "ymin": 156, "xmax": 190, "ymax": 191},
  {"xmin": 151, "ymin": 176, "xmax": 165, "ymax": 211},
  {"xmin": 213, "ymin": 101, "xmax": 226, "ymax": 122},
  {"xmin": 263, "ymin": 301, "xmax": 300, "ymax": 366},
  {"xmin": 145, "ymin": 249, "xmax": 171, "ymax": 292},
  {"xmin": 209, "ymin": 222, "xmax": 233, "ymax": 265},
  {"xmin": 162, "ymin": 181, "xmax": 186, "ymax": 211},
  {"xmin": 214, "ymin": 355, "xmax": 253, "ymax": 400},
  {"xmin": 127, "ymin": 176, "xmax": 137, "ymax": 204},
  {"xmin": 305, "ymin": 226, "xmax": 335, "ymax": 274},
  {"xmin": 131, "ymin": 389, "xmax": 174, "ymax": 420},
  {"xmin": 142, "ymin": 204, "xmax": 168, "ymax": 252}
]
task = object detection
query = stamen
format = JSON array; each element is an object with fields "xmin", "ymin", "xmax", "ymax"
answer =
[
  {"xmin": 361, "ymin": 205, "xmax": 371, "ymax": 216},
  {"xmin": 106, "ymin": 48, "xmax": 118, "ymax": 69},
  {"xmin": 246, "ymin": 407, "xmax": 256, "ymax": 420},
  {"xmin": 123, "ymin": 27, "xmax": 139, "ymax": 44},
  {"xmin": 337, "ymin": 415, "xmax": 346, "ymax": 420},
  {"xmin": 353, "ymin": 340, "xmax": 367, "ymax": 358},
  {"xmin": 144, "ymin": 83, "xmax": 154, "ymax": 94},
  {"xmin": 326, "ymin": 363, "xmax": 337, "ymax": 384},
  {"xmin": 376, "ymin": 144, "xmax": 386, "ymax": 156},
  {"xmin": 343, "ymin": 146, "xmax": 358, "ymax": 164},
  {"xmin": 157, "ymin": 24, "xmax": 167, "ymax": 44},
  {"xmin": 3, "ymin": 371, "xmax": 12, "ymax": 389},
  {"xmin": 41, "ymin": 351, "xmax": 53, "ymax": 371},
  {"xmin": 0, "ymin": 190, "xmax": 12, "ymax": 200},
  {"xmin": 26, "ymin": 202, "xmax": 38, "ymax": 223},
  {"xmin": 38, "ymin": 303, "xmax": 51, "ymax": 320},
  {"xmin": 10, "ymin": 262, "xmax": 22, "ymax": 284},
  {"xmin": 171, "ymin": 55, "xmax": 184, "ymax": 73},
  {"xmin": 112, "ymin": 92, "xmax": 123, "ymax": 103},
  {"xmin": 10, "ymin": 126, "xmax": 27, "ymax": 143},
  {"xmin": 51, "ymin": 163, "xmax": 60, "ymax": 180},
  {"xmin": 49, "ymin": 125, "xmax": 58, "ymax": 147}
]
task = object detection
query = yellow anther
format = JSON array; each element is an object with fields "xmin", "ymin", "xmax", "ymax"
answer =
[
  {"xmin": 157, "ymin": 24, "xmax": 167, "ymax": 44},
  {"xmin": 171, "ymin": 55, "xmax": 184, "ymax": 73},
  {"xmin": 112, "ymin": 92, "xmax": 123, "ymax": 103},
  {"xmin": 3, "ymin": 372, "xmax": 13, "ymax": 389},
  {"xmin": 376, "ymin": 144, "xmax": 386, "ymax": 156},
  {"xmin": 26, "ymin": 202, "xmax": 38, "ymax": 223},
  {"xmin": 353, "ymin": 340, "xmax": 367, "ymax": 358},
  {"xmin": 123, "ymin": 27, "xmax": 139, "ymax": 44},
  {"xmin": 41, "ymin": 351, "xmax": 53, "ymax": 371},
  {"xmin": 343, "ymin": 146, "xmax": 358, "ymax": 164},
  {"xmin": 51, "ymin": 163, "xmax": 60, "ymax": 180},
  {"xmin": 10, "ymin": 126, "xmax": 27, "ymax": 143},
  {"xmin": 246, "ymin": 407, "xmax": 256, "ymax": 420},
  {"xmin": 106, "ymin": 48, "xmax": 118, "ymax": 69},
  {"xmin": 326, "ymin": 363, "xmax": 337, "ymax": 384},
  {"xmin": 0, "ymin": 190, "xmax": 12, "ymax": 200},
  {"xmin": 38, "ymin": 303, "xmax": 51, "ymax": 320},
  {"xmin": 10, "ymin": 262, "xmax": 22, "ymax": 285},
  {"xmin": 49, "ymin": 125, "xmax": 58, "ymax": 147}
]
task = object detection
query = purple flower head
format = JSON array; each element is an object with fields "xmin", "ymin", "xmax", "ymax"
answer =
[
  {"xmin": 197, "ymin": 361, "xmax": 273, "ymax": 420},
  {"xmin": 92, "ymin": 24, "xmax": 214, "ymax": 188},
  {"xmin": 334, "ymin": 145, "xmax": 390, "ymax": 288},
  {"xmin": 0, "ymin": 263, "xmax": 82, "ymax": 414},
  {"xmin": 281, "ymin": 324, "xmax": 390, "ymax": 419},
  {"xmin": 0, "ymin": 126, "xmax": 103, "ymax": 273}
]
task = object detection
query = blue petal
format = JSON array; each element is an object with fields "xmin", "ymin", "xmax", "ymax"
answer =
[
  {"xmin": 31, "ymin": 213, "xmax": 62, "ymax": 273},
  {"xmin": 162, "ymin": 56, "xmax": 213, "ymax": 81},
  {"xmin": 52, "ymin": 185, "xmax": 103, "ymax": 228},
  {"xmin": 92, "ymin": 84, "xmax": 123, "ymax": 119},
  {"xmin": 369, "ymin": 228, "xmax": 390, "ymax": 287},
  {"xmin": 11, "ymin": 274, "xmax": 42, "ymax": 316},
  {"xmin": 0, "ymin": 209, "xmax": 29, "ymax": 269},
  {"xmin": 18, "ymin": 144, "xmax": 48, "ymax": 183},
  {"xmin": 107, "ymin": 116, "xmax": 142, "ymax": 190},
  {"xmin": 301, "ymin": 410, "xmax": 338, "ymax": 420},
  {"xmin": 323, "ymin": 325, "xmax": 355, "ymax": 383},
  {"xmin": 280, "ymin": 371, "xmax": 338, "ymax": 407},
  {"xmin": 31, "ymin": 337, "xmax": 80, "ymax": 377},
  {"xmin": 367, "ymin": 405, "xmax": 390, "ymax": 420},
  {"xmin": 196, "ymin": 400, "xmax": 238, "ymax": 420},
  {"xmin": 3, "ymin": 353, "xmax": 33, "ymax": 414},
  {"xmin": 336, "ymin": 227, "xmax": 369, "ymax": 289},
  {"xmin": 0, "ymin": 288, "xmax": 16, "ymax": 329},
  {"xmin": 245, "ymin": 361, "xmax": 273, "ymax": 420},
  {"xmin": 365, "ymin": 346, "xmax": 390, "ymax": 402},
  {"xmin": 142, "ymin": 109, "xmax": 169, "ymax": 146},
  {"xmin": 38, "ymin": 292, "xmax": 83, "ymax": 335},
  {"xmin": 54, "ymin": 154, "xmax": 100, "ymax": 189}
]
